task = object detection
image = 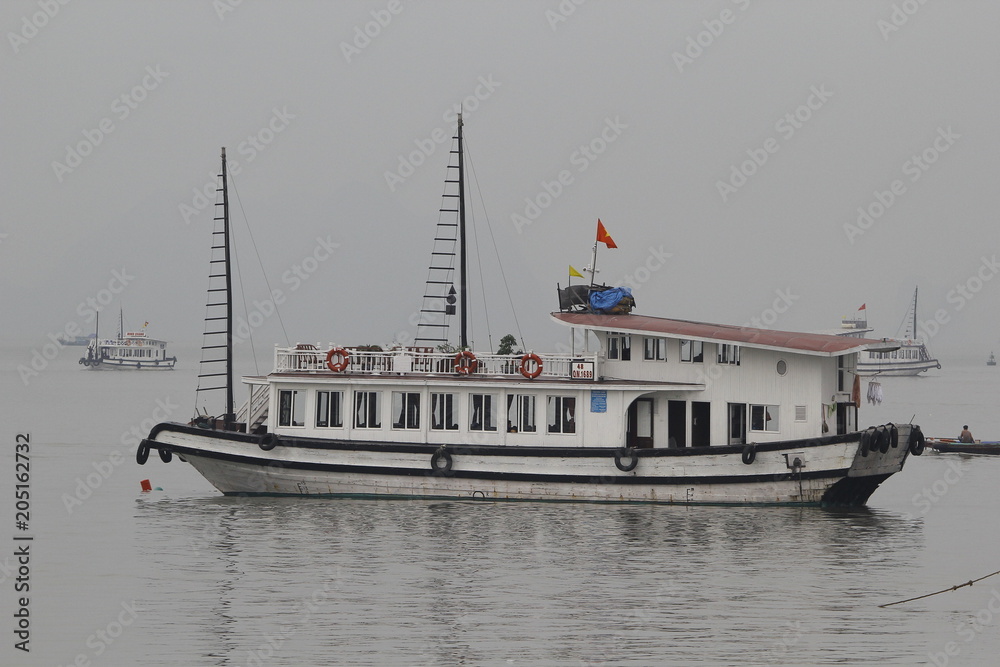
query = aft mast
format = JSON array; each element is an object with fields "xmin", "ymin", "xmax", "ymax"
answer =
[{"xmin": 457, "ymin": 113, "xmax": 468, "ymax": 349}]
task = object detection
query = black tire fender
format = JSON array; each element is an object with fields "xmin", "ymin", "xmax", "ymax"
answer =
[
  {"xmin": 259, "ymin": 433, "xmax": 279, "ymax": 451},
  {"xmin": 879, "ymin": 425, "xmax": 892, "ymax": 454},
  {"xmin": 136, "ymin": 442, "xmax": 150, "ymax": 465},
  {"xmin": 431, "ymin": 447, "xmax": 453, "ymax": 474},
  {"xmin": 860, "ymin": 429, "xmax": 872, "ymax": 457},
  {"xmin": 889, "ymin": 424, "xmax": 899, "ymax": 448},
  {"xmin": 615, "ymin": 447, "xmax": 639, "ymax": 472},
  {"xmin": 909, "ymin": 426, "xmax": 925, "ymax": 456},
  {"xmin": 741, "ymin": 443, "xmax": 756, "ymax": 465},
  {"xmin": 158, "ymin": 448, "xmax": 172, "ymax": 463}
]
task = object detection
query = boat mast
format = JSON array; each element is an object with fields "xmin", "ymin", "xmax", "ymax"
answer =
[
  {"xmin": 912, "ymin": 287, "xmax": 918, "ymax": 341},
  {"xmin": 457, "ymin": 113, "xmax": 468, "ymax": 349},
  {"xmin": 221, "ymin": 147, "xmax": 234, "ymax": 429}
]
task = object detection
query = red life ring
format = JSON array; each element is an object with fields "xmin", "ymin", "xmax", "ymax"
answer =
[
  {"xmin": 453, "ymin": 350, "xmax": 478, "ymax": 374},
  {"xmin": 326, "ymin": 347, "xmax": 349, "ymax": 372},
  {"xmin": 519, "ymin": 353, "xmax": 543, "ymax": 379}
]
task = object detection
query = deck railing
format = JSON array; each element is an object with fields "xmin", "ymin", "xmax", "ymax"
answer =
[{"xmin": 274, "ymin": 345, "xmax": 598, "ymax": 380}]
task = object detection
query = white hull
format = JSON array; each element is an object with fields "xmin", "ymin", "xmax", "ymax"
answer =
[
  {"xmin": 856, "ymin": 359, "xmax": 939, "ymax": 376},
  {"xmin": 82, "ymin": 359, "xmax": 176, "ymax": 370},
  {"xmin": 142, "ymin": 423, "xmax": 918, "ymax": 506}
]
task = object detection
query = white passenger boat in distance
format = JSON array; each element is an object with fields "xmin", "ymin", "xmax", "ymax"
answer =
[
  {"xmin": 79, "ymin": 311, "xmax": 176, "ymax": 370},
  {"xmin": 139, "ymin": 123, "xmax": 925, "ymax": 506},
  {"xmin": 838, "ymin": 292, "xmax": 940, "ymax": 377}
]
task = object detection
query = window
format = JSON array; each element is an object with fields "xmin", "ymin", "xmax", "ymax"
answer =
[
  {"xmin": 717, "ymin": 344, "xmax": 740, "ymax": 365},
  {"xmin": 316, "ymin": 390, "xmax": 343, "ymax": 428},
  {"xmin": 391, "ymin": 392, "xmax": 420, "ymax": 430},
  {"xmin": 643, "ymin": 337, "xmax": 666, "ymax": 361},
  {"xmin": 506, "ymin": 394, "xmax": 536, "ymax": 433},
  {"xmin": 431, "ymin": 393, "xmax": 458, "ymax": 431},
  {"xmin": 278, "ymin": 390, "xmax": 304, "ymax": 427},
  {"xmin": 607, "ymin": 333, "xmax": 631, "ymax": 360},
  {"xmin": 354, "ymin": 391, "xmax": 382, "ymax": 429},
  {"xmin": 794, "ymin": 405, "xmax": 807, "ymax": 422},
  {"xmin": 470, "ymin": 393, "xmax": 498, "ymax": 432},
  {"xmin": 546, "ymin": 396, "xmax": 576, "ymax": 434},
  {"xmin": 680, "ymin": 340, "xmax": 703, "ymax": 363},
  {"xmin": 750, "ymin": 404, "xmax": 779, "ymax": 433}
]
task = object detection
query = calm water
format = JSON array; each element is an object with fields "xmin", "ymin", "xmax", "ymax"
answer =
[{"xmin": 2, "ymin": 345, "xmax": 999, "ymax": 666}]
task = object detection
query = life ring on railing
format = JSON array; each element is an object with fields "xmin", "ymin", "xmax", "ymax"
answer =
[
  {"xmin": 431, "ymin": 447, "xmax": 453, "ymax": 474},
  {"xmin": 908, "ymin": 426, "xmax": 925, "ymax": 456},
  {"xmin": 453, "ymin": 350, "xmax": 478, "ymax": 375},
  {"xmin": 519, "ymin": 353, "xmax": 543, "ymax": 379},
  {"xmin": 741, "ymin": 443, "xmax": 757, "ymax": 465},
  {"xmin": 326, "ymin": 347, "xmax": 349, "ymax": 372},
  {"xmin": 614, "ymin": 447, "xmax": 639, "ymax": 472},
  {"xmin": 259, "ymin": 432, "xmax": 280, "ymax": 451}
]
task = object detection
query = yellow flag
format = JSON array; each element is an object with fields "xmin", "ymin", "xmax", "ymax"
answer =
[{"xmin": 568, "ymin": 265, "xmax": 584, "ymax": 278}]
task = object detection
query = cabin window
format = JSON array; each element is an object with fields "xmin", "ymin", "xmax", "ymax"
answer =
[
  {"xmin": 680, "ymin": 340, "xmax": 703, "ymax": 363},
  {"xmin": 717, "ymin": 344, "xmax": 740, "ymax": 365},
  {"xmin": 391, "ymin": 392, "xmax": 421, "ymax": 430},
  {"xmin": 315, "ymin": 390, "xmax": 343, "ymax": 428},
  {"xmin": 643, "ymin": 337, "xmax": 666, "ymax": 361},
  {"xmin": 607, "ymin": 333, "xmax": 631, "ymax": 360},
  {"xmin": 431, "ymin": 393, "xmax": 458, "ymax": 431},
  {"xmin": 546, "ymin": 396, "xmax": 577, "ymax": 434},
  {"xmin": 750, "ymin": 404, "xmax": 779, "ymax": 433},
  {"xmin": 507, "ymin": 394, "xmax": 537, "ymax": 433},
  {"xmin": 278, "ymin": 390, "xmax": 304, "ymax": 427},
  {"xmin": 470, "ymin": 393, "xmax": 498, "ymax": 432},
  {"xmin": 354, "ymin": 391, "xmax": 382, "ymax": 429}
]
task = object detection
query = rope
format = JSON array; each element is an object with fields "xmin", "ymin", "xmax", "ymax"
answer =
[{"xmin": 879, "ymin": 568, "xmax": 1000, "ymax": 608}]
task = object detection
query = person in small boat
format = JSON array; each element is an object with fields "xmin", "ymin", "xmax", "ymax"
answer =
[{"xmin": 959, "ymin": 425, "xmax": 975, "ymax": 443}]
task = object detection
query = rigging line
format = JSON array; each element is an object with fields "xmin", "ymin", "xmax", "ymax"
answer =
[
  {"xmin": 228, "ymin": 172, "xmax": 290, "ymax": 348},
  {"xmin": 463, "ymin": 135, "xmax": 526, "ymax": 350},
  {"xmin": 227, "ymin": 199, "xmax": 259, "ymax": 375},
  {"xmin": 879, "ymin": 568, "xmax": 1000, "ymax": 608},
  {"xmin": 465, "ymin": 162, "xmax": 487, "ymax": 352}
]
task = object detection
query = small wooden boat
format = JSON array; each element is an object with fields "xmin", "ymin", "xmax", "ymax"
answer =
[{"xmin": 926, "ymin": 438, "xmax": 1000, "ymax": 455}]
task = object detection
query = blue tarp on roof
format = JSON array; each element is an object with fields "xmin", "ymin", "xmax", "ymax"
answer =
[{"xmin": 589, "ymin": 287, "xmax": 633, "ymax": 312}]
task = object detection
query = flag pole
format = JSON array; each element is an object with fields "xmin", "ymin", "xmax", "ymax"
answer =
[{"xmin": 589, "ymin": 241, "xmax": 599, "ymax": 290}]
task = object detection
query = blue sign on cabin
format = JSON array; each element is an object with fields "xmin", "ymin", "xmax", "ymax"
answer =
[{"xmin": 590, "ymin": 390, "xmax": 607, "ymax": 413}]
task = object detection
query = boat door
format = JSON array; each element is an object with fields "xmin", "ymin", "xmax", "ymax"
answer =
[
  {"xmin": 668, "ymin": 400, "xmax": 686, "ymax": 447},
  {"xmin": 728, "ymin": 403, "xmax": 746, "ymax": 445},
  {"xmin": 626, "ymin": 398, "xmax": 654, "ymax": 448}
]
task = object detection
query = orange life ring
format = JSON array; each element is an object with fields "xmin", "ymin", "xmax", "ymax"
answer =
[
  {"xmin": 326, "ymin": 347, "xmax": 349, "ymax": 372},
  {"xmin": 519, "ymin": 353, "xmax": 543, "ymax": 379},
  {"xmin": 453, "ymin": 350, "xmax": 478, "ymax": 374}
]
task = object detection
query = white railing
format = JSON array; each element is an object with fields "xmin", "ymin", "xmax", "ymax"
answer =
[{"xmin": 274, "ymin": 344, "xmax": 599, "ymax": 380}]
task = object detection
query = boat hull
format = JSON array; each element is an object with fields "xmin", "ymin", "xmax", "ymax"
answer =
[
  {"xmin": 141, "ymin": 423, "xmax": 917, "ymax": 506},
  {"xmin": 80, "ymin": 358, "xmax": 176, "ymax": 370},
  {"xmin": 927, "ymin": 439, "xmax": 1000, "ymax": 455},
  {"xmin": 856, "ymin": 360, "xmax": 940, "ymax": 376}
]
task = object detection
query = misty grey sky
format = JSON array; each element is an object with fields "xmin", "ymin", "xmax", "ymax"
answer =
[{"xmin": 3, "ymin": 0, "xmax": 998, "ymax": 365}]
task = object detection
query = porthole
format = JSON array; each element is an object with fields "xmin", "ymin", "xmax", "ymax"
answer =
[{"xmin": 776, "ymin": 359, "xmax": 787, "ymax": 376}]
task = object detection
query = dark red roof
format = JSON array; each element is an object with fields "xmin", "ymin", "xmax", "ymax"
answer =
[{"xmin": 551, "ymin": 312, "xmax": 890, "ymax": 356}]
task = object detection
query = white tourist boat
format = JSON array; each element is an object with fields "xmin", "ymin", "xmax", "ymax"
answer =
[
  {"xmin": 138, "ymin": 126, "xmax": 924, "ymax": 506},
  {"xmin": 80, "ymin": 312, "xmax": 176, "ymax": 370},
  {"xmin": 838, "ymin": 292, "xmax": 940, "ymax": 377}
]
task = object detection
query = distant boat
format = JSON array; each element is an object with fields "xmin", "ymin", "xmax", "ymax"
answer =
[
  {"xmin": 58, "ymin": 333, "xmax": 95, "ymax": 346},
  {"xmin": 926, "ymin": 438, "xmax": 1000, "ymax": 455},
  {"xmin": 837, "ymin": 289, "xmax": 940, "ymax": 376},
  {"xmin": 79, "ymin": 310, "xmax": 176, "ymax": 370},
  {"xmin": 988, "ymin": 352, "xmax": 996, "ymax": 367}
]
